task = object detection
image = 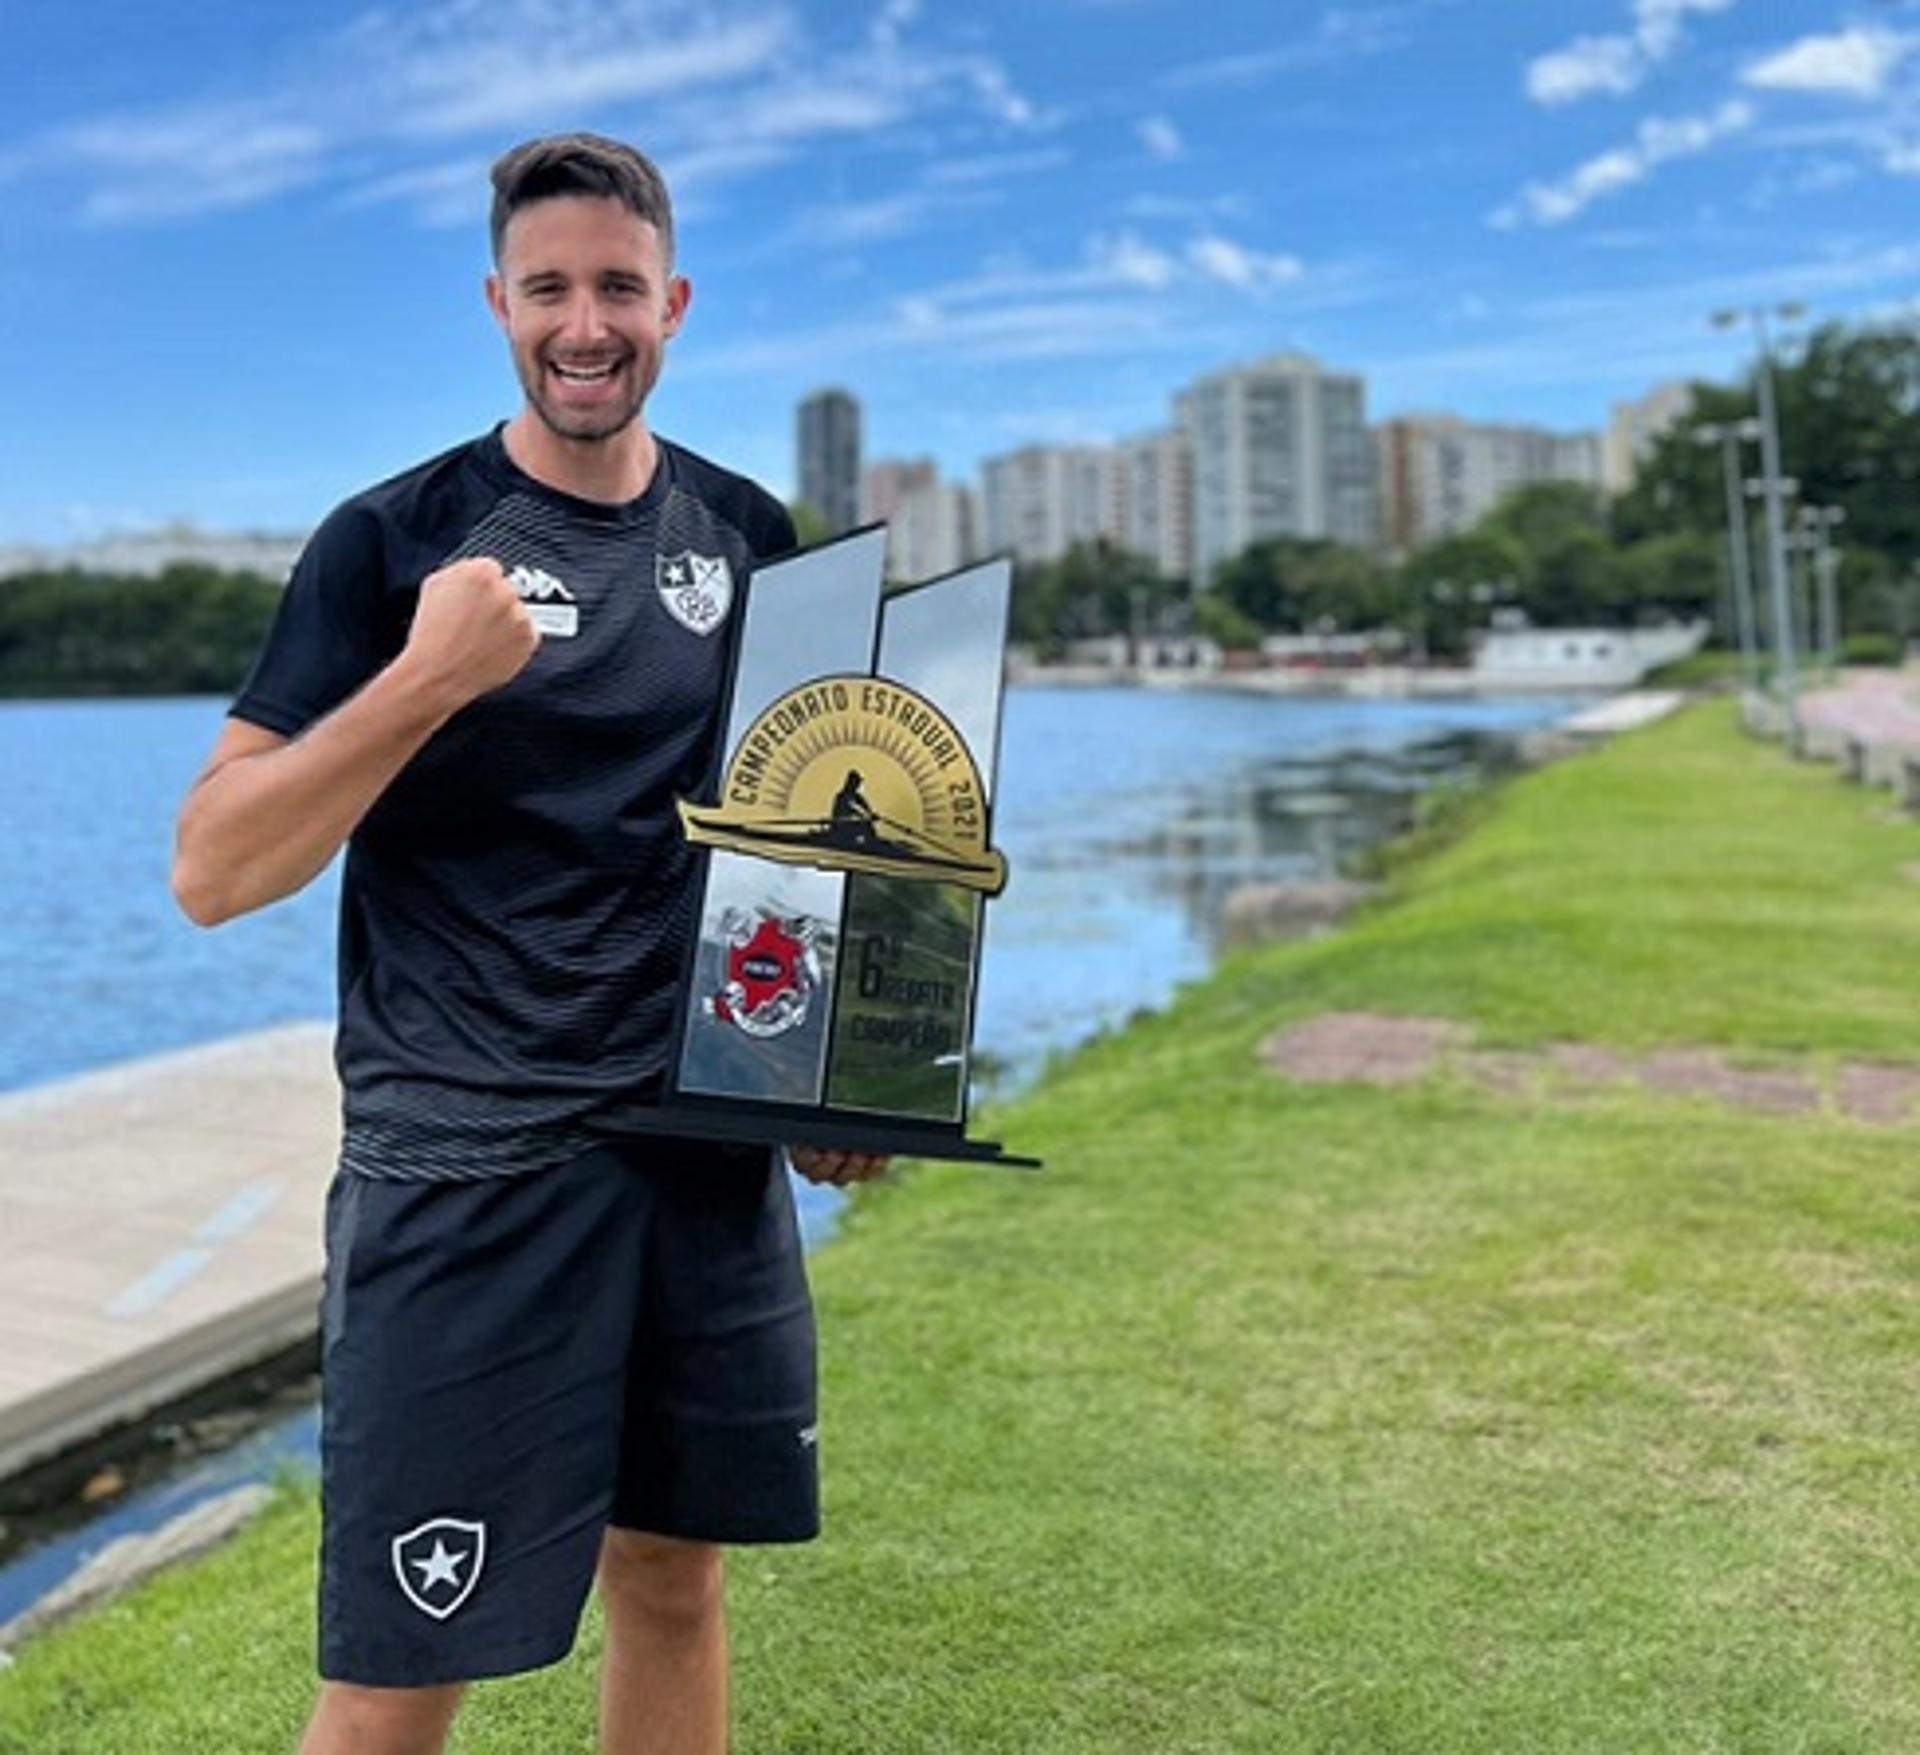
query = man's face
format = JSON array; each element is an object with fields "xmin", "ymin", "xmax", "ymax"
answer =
[{"xmin": 486, "ymin": 194, "xmax": 689, "ymax": 444}]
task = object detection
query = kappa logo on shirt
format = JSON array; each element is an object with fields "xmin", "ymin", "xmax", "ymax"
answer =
[
  {"xmin": 391, "ymin": 1516, "xmax": 488, "ymax": 1621},
  {"xmin": 656, "ymin": 551, "xmax": 733, "ymax": 637},
  {"xmin": 508, "ymin": 563, "xmax": 579, "ymax": 637}
]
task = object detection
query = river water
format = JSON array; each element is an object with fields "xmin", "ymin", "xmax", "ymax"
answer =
[
  {"xmin": 0, "ymin": 684, "xmax": 1579, "ymax": 1628},
  {"xmin": 0, "ymin": 687, "xmax": 1577, "ymax": 1097}
]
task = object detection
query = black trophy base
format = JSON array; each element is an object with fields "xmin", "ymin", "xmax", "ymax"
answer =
[{"xmin": 594, "ymin": 1100, "xmax": 1040, "ymax": 1170}]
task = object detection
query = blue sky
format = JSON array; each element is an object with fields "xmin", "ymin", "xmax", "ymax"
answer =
[{"xmin": 3, "ymin": 0, "xmax": 1918, "ymax": 544}]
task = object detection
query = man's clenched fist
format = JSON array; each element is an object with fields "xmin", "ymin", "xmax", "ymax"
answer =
[{"xmin": 401, "ymin": 556, "xmax": 540, "ymax": 711}]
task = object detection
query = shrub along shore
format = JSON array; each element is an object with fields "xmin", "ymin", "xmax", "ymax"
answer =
[{"xmin": 4, "ymin": 702, "xmax": 1919, "ymax": 1753}]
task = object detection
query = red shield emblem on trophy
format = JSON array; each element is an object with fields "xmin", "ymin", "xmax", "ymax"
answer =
[{"xmin": 708, "ymin": 909, "xmax": 820, "ymax": 1039}]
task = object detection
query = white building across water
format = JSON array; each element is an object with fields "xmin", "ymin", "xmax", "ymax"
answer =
[
  {"xmin": 1376, "ymin": 415, "xmax": 1603, "ymax": 553},
  {"xmin": 1179, "ymin": 351, "xmax": 1376, "ymax": 587}
]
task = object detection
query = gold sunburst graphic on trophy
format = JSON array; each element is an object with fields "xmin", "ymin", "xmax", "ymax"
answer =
[{"xmin": 678, "ymin": 675, "xmax": 1007, "ymax": 895}]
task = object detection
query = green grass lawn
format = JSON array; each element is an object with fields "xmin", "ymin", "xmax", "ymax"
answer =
[{"xmin": 5, "ymin": 702, "xmax": 1919, "ymax": 1753}]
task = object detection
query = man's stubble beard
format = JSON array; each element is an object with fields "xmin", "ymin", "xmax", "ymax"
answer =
[{"xmin": 520, "ymin": 353, "xmax": 660, "ymax": 445}]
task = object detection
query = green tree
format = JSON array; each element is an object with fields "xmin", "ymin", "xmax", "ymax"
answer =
[
  {"xmin": 1392, "ymin": 529, "xmax": 1529, "ymax": 660},
  {"xmin": 1010, "ymin": 540, "xmax": 1176, "ymax": 656},
  {"xmin": 1618, "ymin": 322, "xmax": 1920, "ymax": 574},
  {"xmin": 787, "ymin": 501, "xmax": 831, "ymax": 549},
  {"xmin": 1607, "ymin": 531, "xmax": 1720, "ymax": 626},
  {"xmin": 1213, "ymin": 538, "xmax": 1393, "ymax": 633},
  {"xmin": 0, "ymin": 567, "xmax": 281, "ymax": 697},
  {"xmin": 1192, "ymin": 591, "xmax": 1262, "ymax": 652},
  {"xmin": 1775, "ymin": 323, "xmax": 1920, "ymax": 559}
]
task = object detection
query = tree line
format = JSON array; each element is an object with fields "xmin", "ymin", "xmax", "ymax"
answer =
[
  {"xmin": 1013, "ymin": 318, "xmax": 1920, "ymax": 663},
  {"xmin": 0, "ymin": 565, "xmax": 282, "ymax": 697}
]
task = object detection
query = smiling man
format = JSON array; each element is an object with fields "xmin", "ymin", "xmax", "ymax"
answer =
[{"xmin": 171, "ymin": 134, "xmax": 885, "ymax": 1755}]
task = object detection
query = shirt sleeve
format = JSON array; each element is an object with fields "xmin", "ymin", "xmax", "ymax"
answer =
[
  {"xmin": 230, "ymin": 501, "xmax": 391, "ymax": 737},
  {"xmin": 752, "ymin": 496, "xmax": 799, "ymax": 563}
]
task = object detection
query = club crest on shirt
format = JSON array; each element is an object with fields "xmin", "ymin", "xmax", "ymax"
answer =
[
  {"xmin": 391, "ymin": 1516, "xmax": 487, "ymax": 1621},
  {"xmin": 656, "ymin": 551, "xmax": 733, "ymax": 637}
]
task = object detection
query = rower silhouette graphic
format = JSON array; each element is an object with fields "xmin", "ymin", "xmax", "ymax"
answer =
[
  {"xmin": 827, "ymin": 769, "xmax": 880, "ymax": 849},
  {"xmin": 679, "ymin": 749, "xmax": 1007, "ymax": 890}
]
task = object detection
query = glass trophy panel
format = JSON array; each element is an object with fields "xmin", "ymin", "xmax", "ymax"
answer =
[
  {"xmin": 877, "ymin": 561, "xmax": 1012, "ymax": 790},
  {"xmin": 676, "ymin": 532, "xmax": 885, "ymax": 1105},
  {"xmin": 679, "ymin": 853, "xmax": 844, "ymax": 1103},
  {"xmin": 724, "ymin": 528, "xmax": 888, "ymax": 745},
  {"xmin": 824, "ymin": 875, "xmax": 976, "ymax": 1120},
  {"xmin": 817, "ymin": 560, "xmax": 1012, "ymax": 1122}
]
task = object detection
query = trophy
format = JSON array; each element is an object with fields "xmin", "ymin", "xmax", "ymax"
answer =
[{"xmin": 625, "ymin": 525, "xmax": 1034, "ymax": 1167}]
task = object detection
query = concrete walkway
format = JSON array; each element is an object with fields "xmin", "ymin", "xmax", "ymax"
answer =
[
  {"xmin": 1798, "ymin": 667, "xmax": 1920, "ymax": 748},
  {"xmin": 1558, "ymin": 690, "xmax": 1687, "ymax": 737},
  {"xmin": 0, "ymin": 1026, "xmax": 337, "ymax": 1480},
  {"xmin": 1791, "ymin": 667, "xmax": 1920, "ymax": 791}
]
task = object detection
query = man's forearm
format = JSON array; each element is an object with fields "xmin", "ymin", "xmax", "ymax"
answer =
[{"xmin": 173, "ymin": 655, "xmax": 464, "ymax": 926}]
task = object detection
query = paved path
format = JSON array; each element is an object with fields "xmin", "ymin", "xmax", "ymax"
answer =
[
  {"xmin": 1558, "ymin": 691, "xmax": 1687, "ymax": 737},
  {"xmin": 0, "ymin": 1026, "xmax": 337, "ymax": 1480},
  {"xmin": 1265, "ymin": 1012, "xmax": 1920, "ymax": 1126},
  {"xmin": 1797, "ymin": 667, "xmax": 1920, "ymax": 748}
]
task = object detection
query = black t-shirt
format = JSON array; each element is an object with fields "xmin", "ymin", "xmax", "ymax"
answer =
[{"xmin": 232, "ymin": 426, "xmax": 795, "ymax": 1180}]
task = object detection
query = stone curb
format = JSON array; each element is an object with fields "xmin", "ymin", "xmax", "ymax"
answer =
[{"xmin": 0, "ymin": 1483, "xmax": 274, "ymax": 1656}]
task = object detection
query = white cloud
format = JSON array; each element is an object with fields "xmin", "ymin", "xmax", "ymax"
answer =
[
  {"xmin": 1885, "ymin": 142, "xmax": 1920, "ymax": 176},
  {"xmin": 1525, "ymin": 0, "xmax": 1737, "ymax": 105},
  {"xmin": 1742, "ymin": 28, "xmax": 1916, "ymax": 99},
  {"xmin": 61, "ymin": 110, "xmax": 331, "ymax": 224},
  {"xmin": 661, "ymin": 141, "xmax": 797, "ymax": 196},
  {"xmin": 1186, "ymin": 234, "xmax": 1304, "ymax": 289},
  {"xmin": 1137, "ymin": 115, "xmax": 1184, "ymax": 159},
  {"xmin": 373, "ymin": 13, "xmax": 793, "ymax": 139},
  {"xmin": 9, "ymin": 0, "xmax": 1042, "ymax": 229},
  {"xmin": 333, "ymin": 156, "xmax": 485, "ymax": 227},
  {"xmin": 1635, "ymin": 0, "xmax": 1734, "ymax": 59},
  {"xmin": 677, "ymin": 297, "xmax": 1194, "ymax": 378},
  {"xmin": 1163, "ymin": 2, "xmax": 1434, "ymax": 89},
  {"xmin": 917, "ymin": 227, "xmax": 1307, "ymax": 303},
  {"xmin": 1745, "ymin": 155, "xmax": 1862, "ymax": 212},
  {"xmin": 924, "ymin": 149, "xmax": 1071, "ymax": 186},
  {"xmin": 895, "ymin": 295, "xmax": 943, "ymax": 332},
  {"xmin": 1527, "ymin": 36, "xmax": 1646, "ymax": 105},
  {"xmin": 1492, "ymin": 99, "xmax": 1754, "ymax": 226},
  {"xmin": 1125, "ymin": 192, "xmax": 1247, "ymax": 221},
  {"xmin": 798, "ymin": 192, "xmax": 942, "ymax": 244},
  {"xmin": 1794, "ymin": 158, "xmax": 1861, "ymax": 193},
  {"xmin": 869, "ymin": 0, "xmax": 920, "ymax": 49},
  {"xmin": 1088, "ymin": 229, "xmax": 1178, "ymax": 288},
  {"xmin": 967, "ymin": 61, "xmax": 1039, "ymax": 127}
]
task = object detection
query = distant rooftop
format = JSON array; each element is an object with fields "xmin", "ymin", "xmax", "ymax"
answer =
[{"xmin": 0, "ymin": 523, "xmax": 311, "ymax": 583}]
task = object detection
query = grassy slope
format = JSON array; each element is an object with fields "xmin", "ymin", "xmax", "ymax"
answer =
[{"xmin": 4, "ymin": 702, "xmax": 1918, "ymax": 1753}]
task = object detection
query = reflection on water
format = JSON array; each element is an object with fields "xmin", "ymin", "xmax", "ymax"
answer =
[
  {"xmin": 974, "ymin": 692, "xmax": 1575, "ymax": 1086},
  {"xmin": 1121, "ymin": 731, "xmax": 1522, "ymax": 948}
]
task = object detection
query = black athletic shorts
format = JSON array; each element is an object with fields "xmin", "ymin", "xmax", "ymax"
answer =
[{"xmin": 316, "ymin": 1137, "xmax": 818, "ymax": 1688}]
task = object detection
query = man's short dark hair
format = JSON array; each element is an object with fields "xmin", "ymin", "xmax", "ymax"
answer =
[{"xmin": 489, "ymin": 133, "xmax": 675, "ymax": 267}]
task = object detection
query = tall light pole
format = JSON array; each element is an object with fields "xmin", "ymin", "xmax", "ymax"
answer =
[
  {"xmin": 1747, "ymin": 470, "xmax": 1797, "ymax": 671},
  {"xmin": 1788, "ymin": 514, "xmax": 1817, "ymax": 676},
  {"xmin": 1808, "ymin": 505, "xmax": 1846, "ymax": 675},
  {"xmin": 1694, "ymin": 417, "xmax": 1763, "ymax": 689},
  {"xmin": 1713, "ymin": 303, "xmax": 1806, "ymax": 728}
]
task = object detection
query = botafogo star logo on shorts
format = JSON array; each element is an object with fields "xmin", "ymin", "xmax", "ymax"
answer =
[
  {"xmin": 656, "ymin": 551, "xmax": 733, "ymax": 636},
  {"xmin": 392, "ymin": 1516, "xmax": 487, "ymax": 1621}
]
